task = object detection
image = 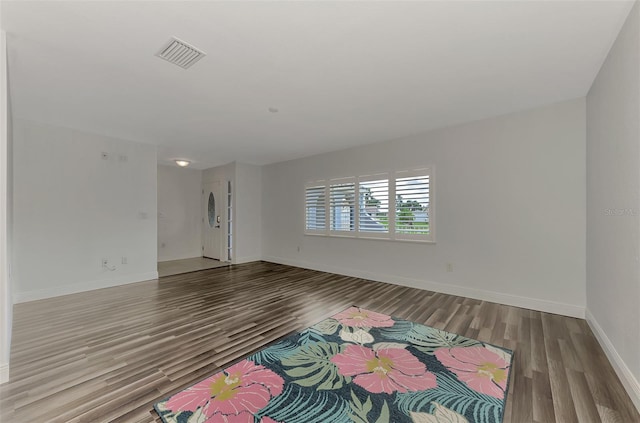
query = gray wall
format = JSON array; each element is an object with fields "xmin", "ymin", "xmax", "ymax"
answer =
[
  {"xmin": 12, "ymin": 119, "xmax": 158, "ymax": 302},
  {"xmin": 234, "ymin": 162, "xmax": 262, "ymax": 263},
  {"xmin": 262, "ymin": 98, "xmax": 587, "ymax": 317},
  {"xmin": 586, "ymin": 0, "xmax": 640, "ymax": 409},
  {"xmin": 157, "ymin": 165, "xmax": 203, "ymax": 262},
  {"xmin": 0, "ymin": 26, "xmax": 12, "ymax": 382}
]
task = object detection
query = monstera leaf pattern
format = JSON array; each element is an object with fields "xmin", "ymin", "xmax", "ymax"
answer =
[
  {"xmin": 258, "ymin": 383, "xmax": 352, "ymax": 423},
  {"xmin": 312, "ymin": 318, "xmax": 341, "ymax": 335},
  {"xmin": 396, "ymin": 373, "xmax": 504, "ymax": 423},
  {"xmin": 252, "ymin": 339, "xmax": 299, "ymax": 365},
  {"xmin": 379, "ymin": 322, "xmax": 481, "ymax": 354},
  {"xmin": 155, "ymin": 307, "xmax": 512, "ymax": 423},
  {"xmin": 280, "ymin": 342, "xmax": 350, "ymax": 390},
  {"xmin": 407, "ymin": 325, "xmax": 482, "ymax": 355}
]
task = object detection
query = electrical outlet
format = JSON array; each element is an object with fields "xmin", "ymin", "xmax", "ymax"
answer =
[
  {"xmin": 121, "ymin": 256, "xmax": 128, "ymax": 265},
  {"xmin": 102, "ymin": 258, "xmax": 116, "ymax": 271},
  {"xmin": 446, "ymin": 263, "xmax": 454, "ymax": 272}
]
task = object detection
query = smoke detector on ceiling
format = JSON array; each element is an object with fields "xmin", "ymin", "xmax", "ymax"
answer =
[{"xmin": 156, "ymin": 37, "xmax": 206, "ymax": 69}]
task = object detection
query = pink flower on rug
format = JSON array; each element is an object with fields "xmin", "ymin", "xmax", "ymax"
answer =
[
  {"xmin": 165, "ymin": 360, "xmax": 284, "ymax": 422},
  {"xmin": 331, "ymin": 344, "xmax": 437, "ymax": 394},
  {"xmin": 434, "ymin": 346, "xmax": 510, "ymax": 399},
  {"xmin": 332, "ymin": 307, "xmax": 394, "ymax": 328}
]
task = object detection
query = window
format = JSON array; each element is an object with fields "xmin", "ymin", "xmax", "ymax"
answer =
[
  {"xmin": 305, "ymin": 183, "xmax": 326, "ymax": 232},
  {"xmin": 395, "ymin": 171, "xmax": 430, "ymax": 240},
  {"xmin": 329, "ymin": 179, "xmax": 355, "ymax": 233},
  {"xmin": 358, "ymin": 176, "xmax": 389, "ymax": 236},
  {"xmin": 207, "ymin": 192, "xmax": 216, "ymax": 227},
  {"xmin": 304, "ymin": 168, "xmax": 434, "ymax": 242}
]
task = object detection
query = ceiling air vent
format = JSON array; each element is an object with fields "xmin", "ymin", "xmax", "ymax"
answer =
[{"xmin": 156, "ymin": 37, "xmax": 206, "ymax": 69}]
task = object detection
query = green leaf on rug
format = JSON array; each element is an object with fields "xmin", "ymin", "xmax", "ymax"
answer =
[
  {"xmin": 297, "ymin": 327, "xmax": 326, "ymax": 345},
  {"xmin": 377, "ymin": 319, "xmax": 415, "ymax": 340},
  {"xmin": 280, "ymin": 342, "xmax": 350, "ymax": 390},
  {"xmin": 375, "ymin": 400, "xmax": 390, "ymax": 423},
  {"xmin": 312, "ymin": 318, "xmax": 340, "ymax": 335},
  {"xmin": 349, "ymin": 390, "xmax": 390, "ymax": 423},
  {"xmin": 258, "ymin": 382, "xmax": 352, "ymax": 423},
  {"xmin": 395, "ymin": 373, "xmax": 502, "ymax": 423},
  {"xmin": 405, "ymin": 325, "xmax": 482, "ymax": 354},
  {"xmin": 251, "ymin": 339, "xmax": 299, "ymax": 365},
  {"xmin": 349, "ymin": 389, "xmax": 373, "ymax": 423}
]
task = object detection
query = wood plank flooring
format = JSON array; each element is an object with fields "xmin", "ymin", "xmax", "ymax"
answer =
[
  {"xmin": 0, "ymin": 261, "xmax": 638, "ymax": 422},
  {"xmin": 157, "ymin": 257, "xmax": 228, "ymax": 278}
]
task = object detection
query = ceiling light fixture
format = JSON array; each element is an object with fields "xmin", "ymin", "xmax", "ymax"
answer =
[{"xmin": 175, "ymin": 160, "xmax": 190, "ymax": 167}]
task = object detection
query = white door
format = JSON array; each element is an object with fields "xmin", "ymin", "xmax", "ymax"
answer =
[{"xmin": 203, "ymin": 181, "xmax": 223, "ymax": 260}]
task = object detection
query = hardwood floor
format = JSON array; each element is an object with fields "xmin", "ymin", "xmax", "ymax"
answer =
[
  {"xmin": 0, "ymin": 261, "xmax": 638, "ymax": 422},
  {"xmin": 157, "ymin": 257, "xmax": 228, "ymax": 278}
]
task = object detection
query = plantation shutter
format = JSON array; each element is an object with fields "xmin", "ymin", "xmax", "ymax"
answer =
[
  {"xmin": 305, "ymin": 183, "xmax": 327, "ymax": 232},
  {"xmin": 329, "ymin": 179, "xmax": 356, "ymax": 233},
  {"xmin": 358, "ymin": 175, "xmax": 390, "ymax": 236},
  {"xmin": 395, "ymin": 170, "xmax": 431, "ymax": 240}
]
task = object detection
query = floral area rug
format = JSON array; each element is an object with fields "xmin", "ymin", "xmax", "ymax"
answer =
[{"xmin": 154, "ymin": 307, "xmax": 513, "ymax": 423}]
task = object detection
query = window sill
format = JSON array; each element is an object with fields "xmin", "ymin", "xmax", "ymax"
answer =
[{"xmin": 303, "ymin": 232, "xmax": 436, "ymax": 244}]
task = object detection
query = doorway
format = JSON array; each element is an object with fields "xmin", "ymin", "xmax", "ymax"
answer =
[{"xmin": 203, "ymin": 181, "xmax": 224, "ymax": 260}]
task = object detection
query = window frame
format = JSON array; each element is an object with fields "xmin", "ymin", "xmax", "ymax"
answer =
[{"xmin": 303, "ymin": 167, "xmax": 435, "ymax": 243}]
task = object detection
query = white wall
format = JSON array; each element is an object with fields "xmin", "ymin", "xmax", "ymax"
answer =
[
  {"xmin": 262, "ymin": 98, "xmax": 586, "ymax": 317},
  {"xmin": 0, "ymin": 25, "xmax": 12, "ymax": 383},
  {"xmin": 158, "ymin": 165, "xmax": 202, "ymax": 262},
  {"xmin": 234, "ymin": 163, "xmax": 262, "ymax": 263},
  {"xmin": 12, "ymin": 119, "xmax": 158, "ymax": 302},
  {"xmin": 586, "ymin": 1, "xmax": 640, "ymax": 411}
]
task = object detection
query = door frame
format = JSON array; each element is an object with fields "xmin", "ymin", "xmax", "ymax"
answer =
[{"xmin": 202, "ymin": 179, "xmax": 231, "ymax": 262}]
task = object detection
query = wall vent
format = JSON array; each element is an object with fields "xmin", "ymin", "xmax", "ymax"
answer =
[{"xmin": 156, "ymin": 37, "xmax": 206, "ymax": 69}]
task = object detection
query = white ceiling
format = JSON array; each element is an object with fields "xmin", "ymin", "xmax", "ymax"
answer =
[{"xmin": 1, "ymin": 1, "xmax": 634, "ymax": 169}]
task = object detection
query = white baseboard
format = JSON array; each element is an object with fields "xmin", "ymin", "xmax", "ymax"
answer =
[
  {"xmin": 0, "ymin": 362, "xmax": 8, "ymax": 384},
  {"xmin": 13, "ymin": 271, "xmax": 159, "ymax": 303},
  {"xmin": 263, "ymin": 256, "xmax": 585, "ymax": 318},
  {"xmin": 234, "ymin": 256, "xmax": 262, "ymax": 265},
  {"xmin": 585, "ymin": 309, "xmax": 640, "ymax": 413}
]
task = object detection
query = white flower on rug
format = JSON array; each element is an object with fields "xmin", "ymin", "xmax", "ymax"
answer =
[
  {"xmin": 339, "ymin": 328, "xmax": 374, "ymax": 344},
  {"xmin": 410, "ymin": 402, "xmax": 469, "ymax": 423}
]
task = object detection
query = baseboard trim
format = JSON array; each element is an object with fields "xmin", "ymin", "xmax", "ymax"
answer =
[
  {"xmin": 13, "ymin": 271, "xmax": 159, "ymax": 303},
  {"xmin": 263, "ymin": 256, "xmax": 585, "ymax": 318},
  {"xmin": 0, "ymin": 362, "xmax": 8, "ymax": 384},
  {"xmin": 585, "ymin": 309, "xmax": 640, "ymax": 413},
  {"xmin": 234, "ymin": 256, "xmax": 263, "ymax": 265}
]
